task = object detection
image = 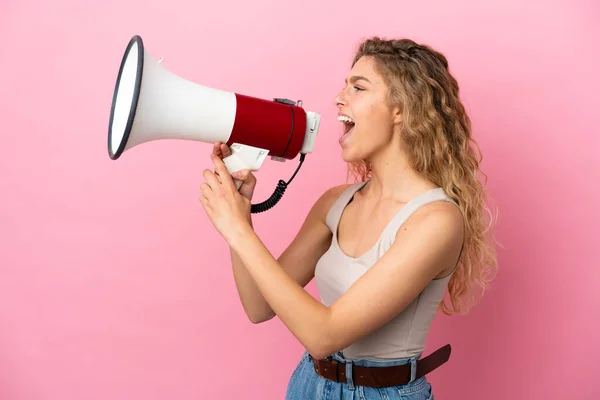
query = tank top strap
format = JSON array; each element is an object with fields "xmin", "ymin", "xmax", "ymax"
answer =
[
  {"xmin": 325, "ymin": 181, "xmax": 369, "ymax": 232},
  {"xmin": 381, "ymin": 187, "xmax": 460, "ymax": 244}
]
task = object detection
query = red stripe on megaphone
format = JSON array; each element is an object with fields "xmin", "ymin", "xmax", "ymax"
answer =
[{"xmin": 227, "ymin": 94, "xmax": 307, "ymax": 159}]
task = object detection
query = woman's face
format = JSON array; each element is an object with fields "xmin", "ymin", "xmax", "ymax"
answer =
[{"xmin": 334, "ymin": 56, "xmax": 401, "ymax": 163}]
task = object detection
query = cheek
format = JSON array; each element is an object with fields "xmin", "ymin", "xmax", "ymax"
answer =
[{"xmin": 358, "ymin": 106, "xmax": 392, "ymax": 135}]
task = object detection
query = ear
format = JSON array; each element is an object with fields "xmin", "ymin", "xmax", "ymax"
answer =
[{"xmin": 392, "ymin": 106, "xmax": 403, "ymax": 125}]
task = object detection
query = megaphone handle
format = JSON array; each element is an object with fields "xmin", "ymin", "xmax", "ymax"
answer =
[
  {"xmin": 222, "ymin": 143, "xmax": 269, "ymax": 190},
  {"xmin": 221, "ymin": 144, "xmax": 307, "ymax": 214}
]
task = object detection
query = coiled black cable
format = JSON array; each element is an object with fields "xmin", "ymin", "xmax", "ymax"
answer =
[{"xmin": 251, "ymin": 153, "xmax": 306, "ymax": 214}]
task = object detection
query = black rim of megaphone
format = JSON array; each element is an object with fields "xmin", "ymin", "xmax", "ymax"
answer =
[{"xmin": 108, "ymin": 35, "xmax": 144, "ymax": 160}]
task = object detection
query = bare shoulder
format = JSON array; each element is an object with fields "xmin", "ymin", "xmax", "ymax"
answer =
[
  {"xmin": 395, "ymin": 200, "xmax": 464, "ymax": 276},
  {"xmin": 309, "ymin": 183, "xmax": 353, "ymax": 222},
  {"xmin": 408, "ymin": 200, "xmax": 463, "ymax": 233}
]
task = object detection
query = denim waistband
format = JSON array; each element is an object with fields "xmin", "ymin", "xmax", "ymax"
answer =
[
  {"xmin": 324, "ymin": 351, "xmax": 423, "ymax": 389},
  {"xmin": 328, "ymin": 351, "xmax": 421, "ymax": 367}
]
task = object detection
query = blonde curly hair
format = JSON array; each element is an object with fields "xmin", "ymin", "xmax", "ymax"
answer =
[{"xmin": 347, "ymin": 37, "xmax": 498, "ymax": 315}]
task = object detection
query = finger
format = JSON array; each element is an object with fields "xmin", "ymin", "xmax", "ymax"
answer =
[
  {"xmin": 211, "ymin": 155, "xmax": 234, "ymax": 188},
  {"xmin": 232, "ymin": 169, "xmax": 252, "ymax": 182},
  {"xmin": 220, "ymin": 143, "xmax": 232, "ymax": 157},
  {"xmin": 199, "ymin": 192, "xmax": 208, "ymax": 205},
  {"xmin": 213, "ymin": 170, "xmax": 223, "ymax": 184},
  {"xmin": 200, "ymin": 182, "xmax": 212, "ymax": 198},
  {"xmin": 212, "ymin": 142, "xmax": 222, "ymax": 158},
  {"xmin": 199, "ymin": 193, "xmax": 213, "ymax": 213},
  {"xmin": 202, "ymin": 169, "xmax": 221, "ymax": 191},
  {"xmin": 246, "ymin": 171, "xmax": 256, "ymax": 185}
]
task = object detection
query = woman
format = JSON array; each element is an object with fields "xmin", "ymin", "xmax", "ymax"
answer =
[{"xmin": 199, "ymin": 37, "xmax": 498, "ymax": 399}]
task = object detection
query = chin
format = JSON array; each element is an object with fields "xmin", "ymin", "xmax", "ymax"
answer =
[
  {"xmin": 340, "ymin": 144, "xmax": 365, "ymax": 163},
  {"xmin": 339, "ymin": 129, "xmax": 376, "ymax": 163}
]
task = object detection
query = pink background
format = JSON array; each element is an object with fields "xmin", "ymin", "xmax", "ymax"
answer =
[{"xmin": 1, "ymin": 0, "xmax": 598, "ymax": 399}]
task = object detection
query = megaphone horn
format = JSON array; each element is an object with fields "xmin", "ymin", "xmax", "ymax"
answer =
[{"xmin": 108, "ymin": 35, "xmax": 321, "ymax": 213}]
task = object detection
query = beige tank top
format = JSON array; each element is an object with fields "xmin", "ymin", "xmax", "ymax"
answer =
[{"xmin": 314, "ymin": 180, "xmax": 461, "ymax": 360}]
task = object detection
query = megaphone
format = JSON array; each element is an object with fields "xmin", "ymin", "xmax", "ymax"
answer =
[{"xmin": 107, "ymin": 35, "xmax": 321, "ymax": 213}]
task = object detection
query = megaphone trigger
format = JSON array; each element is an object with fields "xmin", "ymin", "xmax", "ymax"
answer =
[
  {"xmin": 108, "ymin": 35, "xmax": 321, "ymax": 213},
  {"xmin": 222, "ymin": 144, "xmax": 269, "ymax": 174},
  {"xmin": 221, "ymin": 143, "xmax": 269, "ymax": 190}
]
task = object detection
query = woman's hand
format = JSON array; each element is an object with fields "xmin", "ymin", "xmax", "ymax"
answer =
[
  {"xmin": 199, "ymin": 153, "xmax": 252, "ymax": 244},
  {"xmin": 212, "ymin": 142, "xmax": 257, "ymax": 201}
]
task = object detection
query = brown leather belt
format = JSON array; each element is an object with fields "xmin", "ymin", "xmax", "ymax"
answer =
[{"xmin": 309, "ymin": 344, "xmax": 451, "ymax": 388}]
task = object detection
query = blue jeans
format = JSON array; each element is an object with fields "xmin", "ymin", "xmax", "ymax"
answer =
[{"xmin": 285, "ymin": 351, "xmax": 434, "ymax": 400}]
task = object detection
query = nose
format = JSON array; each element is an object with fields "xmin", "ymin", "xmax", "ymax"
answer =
[{"xmin": 334, "ymin": 89, "xmax": 347, "ymax": 108}]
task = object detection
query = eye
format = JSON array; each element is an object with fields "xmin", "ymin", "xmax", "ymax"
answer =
[{"xmin": 353, "ymin": 86, "xmax": 364, "ymax": 91}]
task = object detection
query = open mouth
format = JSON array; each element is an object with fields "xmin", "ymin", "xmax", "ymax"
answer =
[
  {"xmin": 338, "ymin": 115, "xmax": 355, "ymax": 135},
  {"xmin": 337, "ymin": 115, "xmax": 355, "ymax": 147}
]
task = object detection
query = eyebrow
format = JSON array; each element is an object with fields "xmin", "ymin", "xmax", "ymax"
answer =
[{"xmin": 345, "ymin": 75, "xmax": 372, "ymax": 85}]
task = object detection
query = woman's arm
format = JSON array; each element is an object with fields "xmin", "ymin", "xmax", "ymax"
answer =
[
  {"xmin": 199, "ymin": 154, "xmax": 463, "ymax": 360},
  {"xmin": 228, "ymin": 201, "xmax": 464, "ymax": 359},
  {"xmin": 230, "ymin": 185, "xmax": 348, "ymax": 323}
]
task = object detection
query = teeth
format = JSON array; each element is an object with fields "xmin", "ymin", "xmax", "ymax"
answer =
[{"xmin": 337, "ymin": 115, "xmax": 355, "ymax": 124}]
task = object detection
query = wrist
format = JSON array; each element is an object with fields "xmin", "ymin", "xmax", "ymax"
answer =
[{"xmin": 228, "ymin": 219, "xmax": 255, "ymax": 251}]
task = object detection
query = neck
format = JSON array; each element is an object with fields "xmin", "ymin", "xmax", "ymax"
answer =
[{"xmin": 363, "ymin": 143, "xmax": 436, "ymax": 202}]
